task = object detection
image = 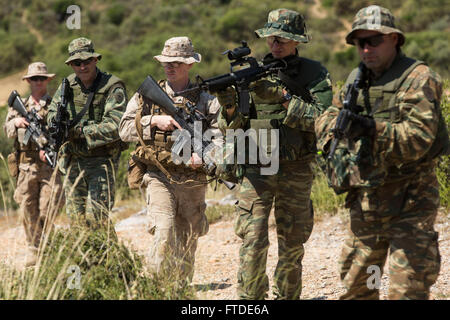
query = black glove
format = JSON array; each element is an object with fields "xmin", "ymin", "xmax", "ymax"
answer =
[{"xmin": 344, "ymin": 110, "xmax": 376, "ymax": 141}]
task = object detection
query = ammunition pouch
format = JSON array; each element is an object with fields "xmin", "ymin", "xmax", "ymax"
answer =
[
  {"xmin": 127, "ymin": 149, "xmax": 148, "ymax": 190},
  {"xmin": 7, "ymin": 151, "xmax": 19, "ymax": 178}
]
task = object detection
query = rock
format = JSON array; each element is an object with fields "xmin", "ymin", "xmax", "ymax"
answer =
[{"xmin": 114, "ymin": 208, "xmax": 149, "ymax": 231}]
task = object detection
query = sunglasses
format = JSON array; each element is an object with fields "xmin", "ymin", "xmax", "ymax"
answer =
[
  {"xmin": 354, "ymin": 34, "xmax": 386, "ymax": 48},
  {"xmin": 29, "ymin": 76, "xmax": 48, "ymax": 82},
  {"xmin": 267, "ymin": 36, "xmax": 292, "ymax": 45},
  {"xmin": 161, "ymin": 62, "xmax": 182, "ymax": 68},
  {"xmin": 71, "ymin": 57, "xmax": 94, "ymax": 67}
]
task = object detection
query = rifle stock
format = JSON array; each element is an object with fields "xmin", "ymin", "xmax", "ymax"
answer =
[{"xmin": 8, "ymin": 90, "xmax": 57, "ymax": 167}]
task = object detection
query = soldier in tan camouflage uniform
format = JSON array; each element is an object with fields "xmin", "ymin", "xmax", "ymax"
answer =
[
  {"xmin": 47, "ymin": 38, "xmax": 127, "ymax": 227},
  {"xmin": 315, "ymin": 5, "xmax": 449, "ymax": 299},
  {"xmin": 4, "ymin": 62, "xmax": 64, "ymax": 265},
  {"xmin": 216, "ymin": 9, "xmax": 332, "ymax": 299},
  {"xmin": 119, "ymin": 37, "xmax": 220, "ymax": 285}
]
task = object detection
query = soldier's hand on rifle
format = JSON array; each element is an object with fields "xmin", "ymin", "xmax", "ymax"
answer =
[
  {"xmin": 151, "ymin": 115, "xmax": 181, "ymax": 131},
  {"xmin": 344, "ymin": 110, "xmax": 376, "ymax": 141},
  {"xmin": 39, "ymin": 150, "xmax": 47, "ymax": 164},
  {"xmin": 14, "ymin": 117, "xmax": 29, "ymax": 128},
  {"xmin": 189, "ymin": 152, "xmax": 203, "ymax": 169},
  {"xmin": 69, "ymin": 123, "xmax": 85, "ymax": 139}
]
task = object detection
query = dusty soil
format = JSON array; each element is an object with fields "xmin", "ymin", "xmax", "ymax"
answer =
[
  {"xmin": 0, "ymin": 207, "xmax": 448, "ymax": 299},
  {"xmin": 114, "ymin": 208, "xmax": 450, "ymax": 300}
]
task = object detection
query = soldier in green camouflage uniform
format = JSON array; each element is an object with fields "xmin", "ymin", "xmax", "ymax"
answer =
[
  {"xmin": 217, "ymin": 9, "xmax": 332, "ymax": 299},
  {"xmin": 47, "ymin": 38, "xmax": 127, "ymax": 226},
  {"xmin": 315, "ymin": 5, "xmax": 449, "ymax": 299}
]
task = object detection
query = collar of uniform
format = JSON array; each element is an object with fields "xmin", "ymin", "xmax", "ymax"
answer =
[
  {"xmin": 369, "ymin": 51, "xmax": 405, "ymax": 82},
  {"xmin": 25, "ymin": 93, "xmax": 51, "ymax": 110},
  {"xmin": 164, "ymin": 79, "xmax": 197, "ymax": 105}
]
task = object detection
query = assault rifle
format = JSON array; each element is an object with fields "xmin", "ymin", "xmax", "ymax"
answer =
[
  {"xmin": 48, "ymin": 78, "xmax": 71, "ymax": 166},
  {"xmin": 8, "ymin": 90, "xmax": 57, "ymax": 167},
  {"xmin": 137, "ymin": 75, "xmax": 236, "ymax": 190},
  {"xmin": 328, "ymin": 63, "xmax": 367, "ymax": 160},
  {"xmin": 175, "ymin": 41, "xmax": 287, "ymax": 115}
]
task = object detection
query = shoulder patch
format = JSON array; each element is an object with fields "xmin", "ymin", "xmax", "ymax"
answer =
[{"xmin": 114, "ymin": 89, "xmax": 125, "ymax": 104}]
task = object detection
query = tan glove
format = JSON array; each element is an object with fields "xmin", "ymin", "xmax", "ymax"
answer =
[
  {"xmin": 250, "ymin": 79, "xmax": 285, "ymax": 103},
  {"xmin": 216, "ymin": 87, "xmax": 237, "ymax": 109}
]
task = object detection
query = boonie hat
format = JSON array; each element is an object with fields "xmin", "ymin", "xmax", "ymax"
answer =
[{"xmin": 154, "ymin": 37, "xmax": 201, "ymax": 64}]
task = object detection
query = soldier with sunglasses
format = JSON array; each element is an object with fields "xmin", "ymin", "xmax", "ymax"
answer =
[
  {"xmin": 216, "ymin": 9, "xmax": 333, "ymax": 300},
  {"xmin": 315, "ymin": 5, "xmax": 449, "ymax": 299},
  {"xmin": 47, "ymin": 37, "xmax": 127, "ymax": 227},
  {"xmin": 4, "ymin": 62, "xmax": 64, "ymax": 266}
]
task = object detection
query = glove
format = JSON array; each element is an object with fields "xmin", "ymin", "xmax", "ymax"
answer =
[
  {"xmin": 216, "ymin": 87, "xmax": 237, "ymax": 109},
  {"xmin": 345, "ymin": 111, "xmax": 376, "ymax": 141},
  {"xmin": 250, "ymin": 79, "xmax": 285, "ymax": 103}
]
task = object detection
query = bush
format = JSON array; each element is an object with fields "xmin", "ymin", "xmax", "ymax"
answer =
[
  {"xmin": 107, "ymin": 3, "xmax": 127, "ymax": 26},
  {"xmin": 0, "ymin": 224, "xmax": 196, "ymax": 299}
]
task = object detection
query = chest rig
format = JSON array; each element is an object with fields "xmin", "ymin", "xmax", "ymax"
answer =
[
  {"xmin": 16, "ymin": 96, "xmax": 52, "ymax": 157},
  {"xmin": 248, "ymin": 55, "xmax": 323, "ymax": 162},
  {"xmin": 128, "ymin": 80, "xmax": 208, "ymax": 188}
]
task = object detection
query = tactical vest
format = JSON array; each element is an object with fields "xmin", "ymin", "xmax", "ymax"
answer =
[
  {"xmin": 135, "ymin": 80, "xmax": 203, "ymax": 169},
  {"xmin": 326, "ymin": 54, "xmax": 448, "ymax": 193},
  {"xmin": 66, "ymin": 71, "xmax": 125, "ymax": 157},
  {"xmin": 16, "ymin": 96, "xmax": 52, "ymax": 164},
  {"xmin": 249, "ymin": 56, "xmax": 324, "ymax": 162}
]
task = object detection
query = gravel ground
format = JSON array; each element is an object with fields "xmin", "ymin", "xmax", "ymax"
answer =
[{"xmin": 0, "ymin": 209, "xmax": 448, "ymax": 299}]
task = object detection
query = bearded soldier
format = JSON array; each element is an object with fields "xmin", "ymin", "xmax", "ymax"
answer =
[
  {"xmin": 47, "ymin": 37, "xmax": 127, "ymax": 226},
  {"xmin": 4, "ymin": 62, "xmax": 64, "ymax": 265},
  {"xmin": 216, "ymin": 9, "xmax": 332, "ymax": 299},
  {"xmin": 119, "ymin": 36, "xmax": 220, "ymax": 286},
  {"xmin": 315, "ymin": 5, "xmax": 449, "ymax": 299}
]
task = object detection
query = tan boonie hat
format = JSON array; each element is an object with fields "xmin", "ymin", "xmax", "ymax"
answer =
[
  {"xmin": 255, "ymin": 8, "xmax": 310, "ymax": 43},
  {"xmin": 65, "ymin": 37, "xmax": 102, "ymax": 64},
  {"xmin": 154, "ymin": 36, "xmax": 201, "ymax": 64},
  {"xmin": 22, "ymin": 62, "xmax": 55, "ymax": 80},
  {"xmin": 346, "ymin": 5, "xmax": 405, "ymax": 46}
]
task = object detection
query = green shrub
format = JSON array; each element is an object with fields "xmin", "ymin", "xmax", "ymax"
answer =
[
  {"xmin": 0, "ymin": 225, "xmax": 196, "ymax": 299},
  {"xmin": 107, "ymin": 3, "xmax": 127, "ymax": 26}
]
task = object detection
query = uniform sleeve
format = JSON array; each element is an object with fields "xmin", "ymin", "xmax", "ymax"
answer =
[
  {"xmin": 315, "ymin": 89, "xmax": 344, "ymax": 152},
  {"xmin": 83, "ymin": 85, "xmax": 128, "ymax": 150},
  {"xmin": 3, "ymin": 108, "xmax": 20, "ymax": 139},
  {"xmin": 282, "ymin": 70, "xmax": 333, "ymax": 131},
  {"xmin": 374, "ymin": 65, "xmax": 442, "ymax": 166},
  {"xmin": 46, "ymin": 84, "xmax": 62, "ymax": 127},
  {"xmin": 118, "ymin": 92, "xmax": 155, "ymax": 142}
]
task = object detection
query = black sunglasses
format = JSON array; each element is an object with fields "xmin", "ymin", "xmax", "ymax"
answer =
[
  {"xmin": 29, "ymin": 76, "xmax": 48, "ymax": 82},
  {"xmin": 354, "ymin": 34, "xmax": 386, "ymax": 48},
  {"xmin": 71, "ymin": 57, "xmax": 94, "ymax": 67}
]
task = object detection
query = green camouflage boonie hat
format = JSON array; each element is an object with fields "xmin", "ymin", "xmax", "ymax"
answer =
[
  {"xmin": 65, "ymin": 37, "xmax": 102, "ymax": 64},
  {"xmin": 255, "ymin": 8, "xmax": 310, "ymax": 43},
  {"xmin": 346, "ymin": 5, "xmax": 405, "ymax": 46}
]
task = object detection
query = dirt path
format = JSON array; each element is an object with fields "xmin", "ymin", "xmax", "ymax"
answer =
[
  {"xmin": 117, "ymin": 210, "xmax": 449, "ymax": 300},
  {"xmin": 1, "ymin": 209, "xmax": 448, "ymax": 299},
  {"xmin": 0, "ymin": 69, "xmax": 28, "ymax": 106}
]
